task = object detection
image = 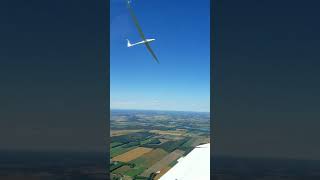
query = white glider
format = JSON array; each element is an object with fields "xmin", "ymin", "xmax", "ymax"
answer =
[
  {"xmin": 127, "ymin": 39, "xmax": 155, "ymax": 48},
  {"xmin": 126, "ymin": 0, "xmax": 159, "ymax": 63}
]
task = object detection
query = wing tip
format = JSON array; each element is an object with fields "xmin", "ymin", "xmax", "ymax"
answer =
[{"xmin": 153, "ymin": 57, "xmax": 160, "ymax": 64}]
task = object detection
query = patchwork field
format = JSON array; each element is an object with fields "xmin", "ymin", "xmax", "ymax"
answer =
[
  {"xmin": 142, "ymin": 138, "xmax": 190, "ymax": 152},
  {"xmin": 140, "ymin": 138, "xmax": 161, "ymax": 145},
  {"xmin": 140, "ymin": 149, "xmax": 185, "ymax": 177},
  {"xmin": 182, "ymin": 136, "xmax": 210, "ymax": 147},
  {"xmin": 112, "ymin": 147, "xmax": 153, "ymax": 162},
  {"xmin": 111, "ymin": 129, "xmax": 144, "ymax": 137},
  {"xmin": 131, "ymin": 148, "xmax": 168, "ymax": 168},
  {"xmin": 110, "ymin": 110, "xmax": 210, "ymax": 179}
]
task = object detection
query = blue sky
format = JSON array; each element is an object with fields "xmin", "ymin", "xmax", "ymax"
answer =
[{"xmin": 110, "ymin": 0, "xmax": 210, "ymax": 112}]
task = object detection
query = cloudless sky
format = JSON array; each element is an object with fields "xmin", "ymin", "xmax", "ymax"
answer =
[{"xmin": 110, "ymin": 0, "xmax": 210, "ymax": 112}]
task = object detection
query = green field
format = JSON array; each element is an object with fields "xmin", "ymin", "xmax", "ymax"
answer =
[
  {"xmin": 140, "ymin": 138, "xmax": 161, "ymax": 145},
  {"xmin": 111, "ymin": 142, "xmax": 123, "ymax": 148},
  {"xmin": 111, "ymin": 145, "xmax": 137, "ymax": 158},
  {"xmin": 143, "ymin": 138, "xmax": 190, "ymax": 152},
  {"xmin": 113, "ymin": 165, "xmax": 145, "ymax": 177}
]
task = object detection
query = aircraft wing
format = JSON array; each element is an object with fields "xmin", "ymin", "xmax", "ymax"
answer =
[
  {"xmin": 126, "ymin": 1, "xmax": 160, "ymax": 64},
  {"xmin": 159, "ymin": 143, "xmax": 210, "ymax": 180}
]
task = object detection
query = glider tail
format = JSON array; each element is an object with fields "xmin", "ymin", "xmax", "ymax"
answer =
[{"xmin": 127, "ymin": 39, "xmax": 132, "ymax": 47}]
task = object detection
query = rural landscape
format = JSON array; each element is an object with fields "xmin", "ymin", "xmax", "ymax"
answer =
[{"xmin": 110, "ymin": 109, "xmax": 210, "ymax": 180}]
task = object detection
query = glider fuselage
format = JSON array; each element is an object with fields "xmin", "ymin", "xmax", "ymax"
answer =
[{"xmin": 127, "ymin": 39, "xmax": 155, "ymax": 47}]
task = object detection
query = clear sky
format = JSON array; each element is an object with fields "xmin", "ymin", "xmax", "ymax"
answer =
[{"xmin": 110, "ymin": 0, "xmax": 210, "ymax": 112}]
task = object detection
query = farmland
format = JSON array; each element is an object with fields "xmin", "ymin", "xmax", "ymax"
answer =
[
  {"xmin": 140, "ymin": 149, "xmax": 185, "ymax": 177},
  {"xmin": 110, "ymin": 144, "xmax": 137, "ymax": 158},
  {"xmin": 112, "ymin": 147, "xmax": 153, "ymax": 162},
  {"xmin": 131, "ymin": 148, "xmax": 169, "ymax": 168},
  {"xmin": 110, "ymin": 109, "xmax": 210, "ymax": 180}
]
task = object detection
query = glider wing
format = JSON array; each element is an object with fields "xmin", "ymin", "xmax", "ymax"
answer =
[{"xmin": 126, "ymin": 1, "xmax": 159, "ymax": 63}]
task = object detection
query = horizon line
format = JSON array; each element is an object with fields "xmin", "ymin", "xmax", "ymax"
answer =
[{"xmin": 110, "ymin": 108, "xmax": 210, "ymax": 113}]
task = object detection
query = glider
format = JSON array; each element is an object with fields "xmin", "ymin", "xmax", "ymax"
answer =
[
  {"xmin": 126, "ymin": 0, "xmax": 159, "ymax": 64},
  {"xmin": 127, "ymin": 38, "xmax": 155, "ymax": 48}
]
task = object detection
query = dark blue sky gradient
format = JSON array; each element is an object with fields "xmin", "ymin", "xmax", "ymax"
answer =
[{"xmin": 110, "ymin": 0, "xmax": 210, "ymax": 112}]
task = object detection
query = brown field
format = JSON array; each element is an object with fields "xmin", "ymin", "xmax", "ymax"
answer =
[
  {"xmin": 131, "ymin": 148, "xmax": 169, "ymax": 168},
  {"xmin": 150, "ymin": 130, "xmax": 186, "ymax": 136},
  {"xmin": 140, "ymin": 149, "xmax": 185, "ymax": 177},
  {"xmin": 154, "ymin": 166, "xmax": 171, "ymax": 179},
  {"xmin": 112, "ymin": 147, "xmax": 153, "ymax": 162},
  {"xmin": 111, "ymin": 129, "xmax": 144, "ymax": 137}
]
